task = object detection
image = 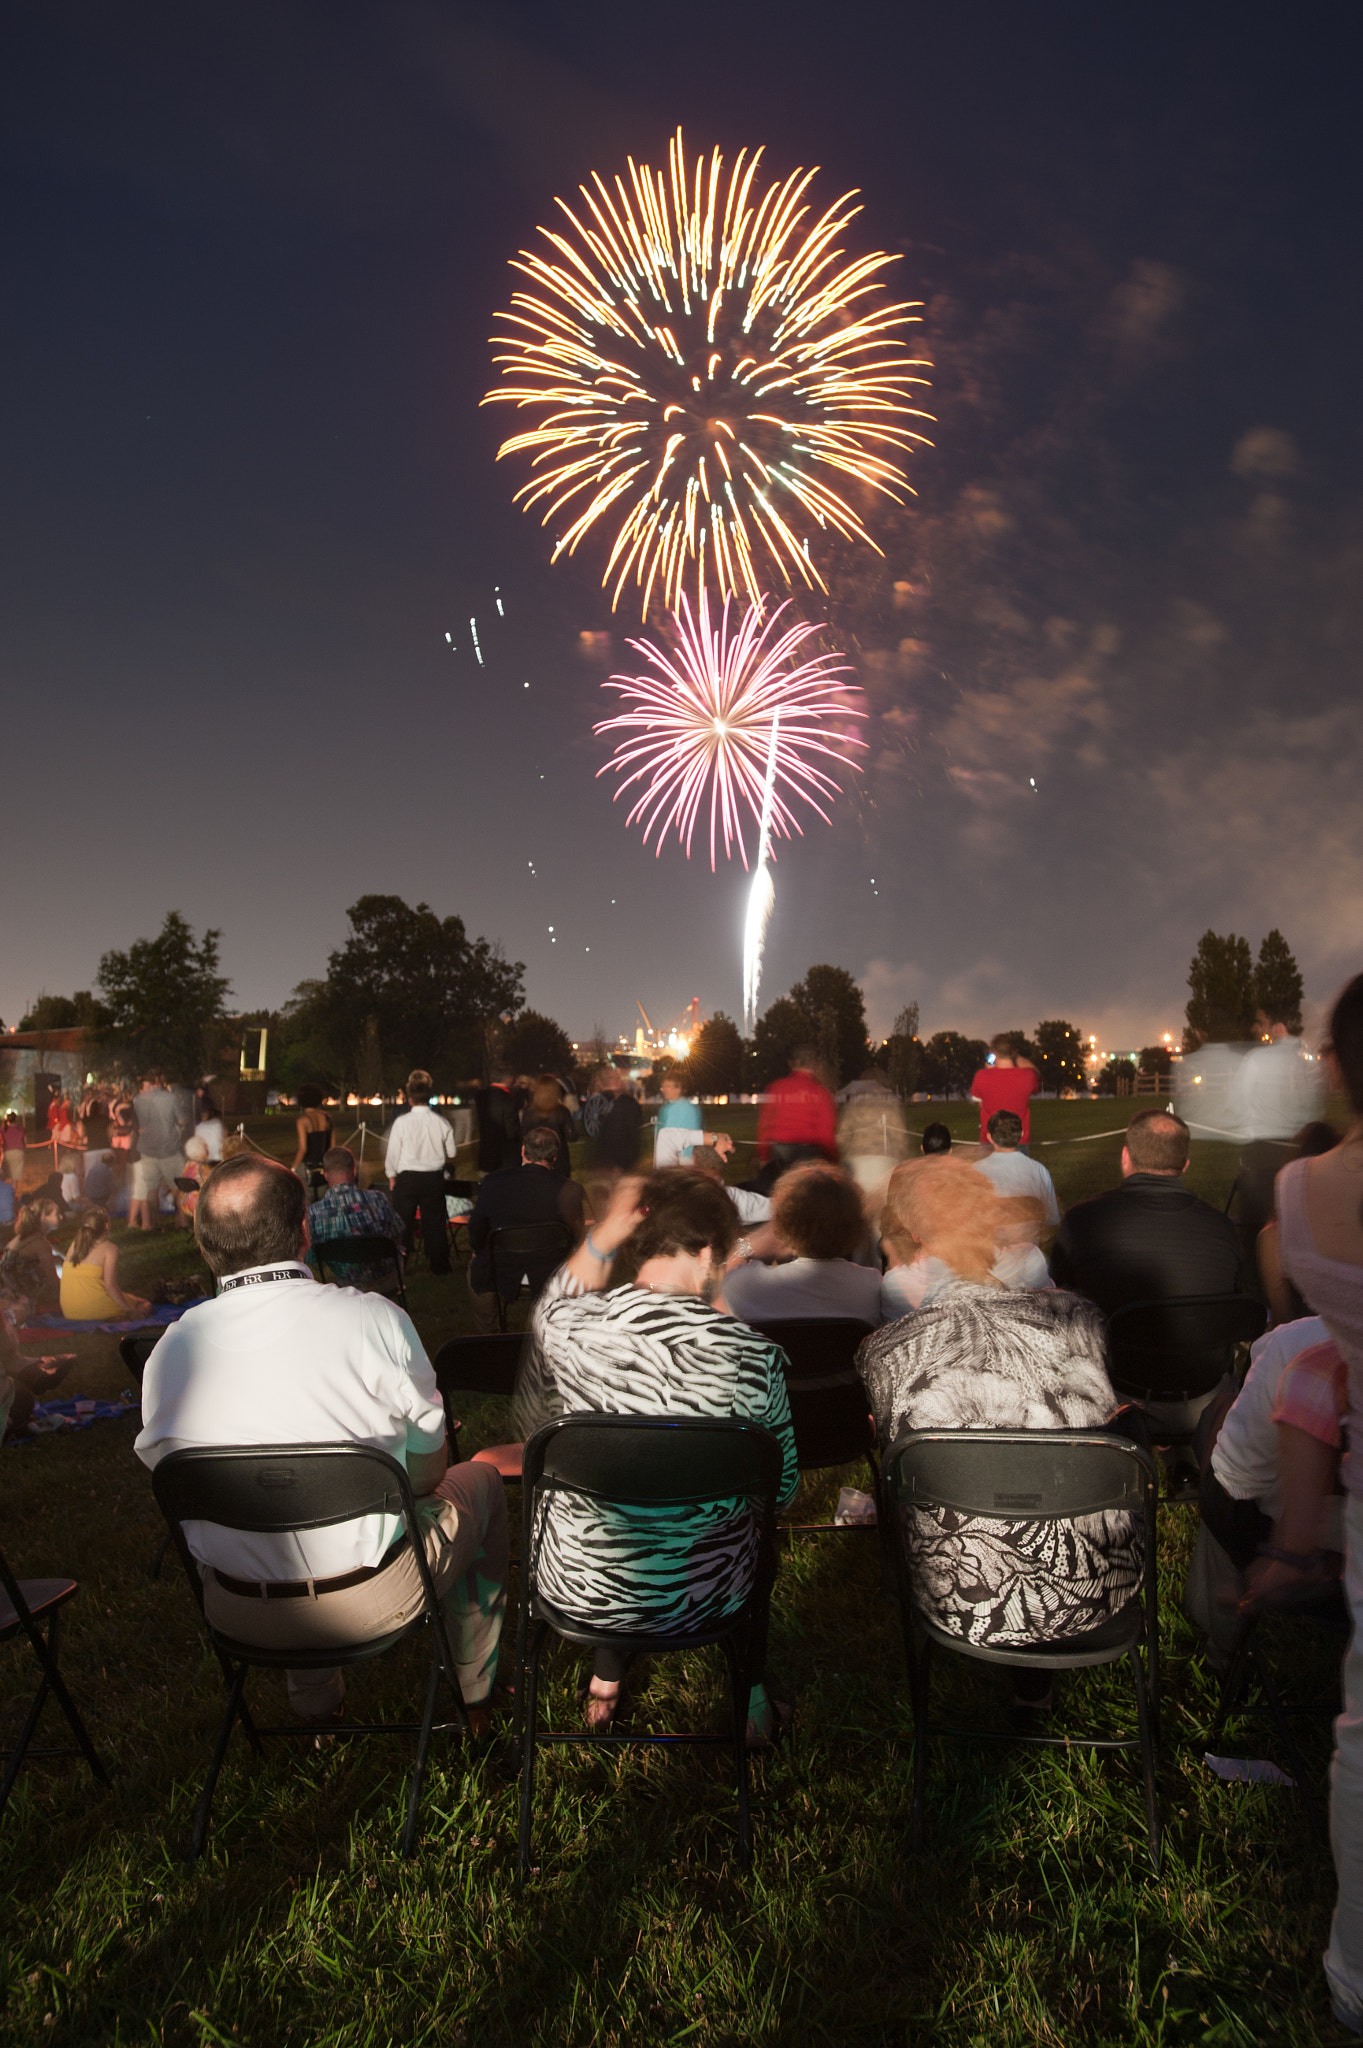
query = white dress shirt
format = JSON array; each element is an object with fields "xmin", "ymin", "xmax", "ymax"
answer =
[
  {"xmin": 1211, "ymin": 1314, "xmax": 1330, "ymax": 1526},
  {"xmin": 135, "ymin": 1262, "xmax": 446, "ymax": 1580},
  {"xmin": 384, "ymin": 1103, "xmax": 457, "ymax": 1178},
  {"xmin": 975, "ymin": 1146, "xmax": 1061, "ymax": 1226}
]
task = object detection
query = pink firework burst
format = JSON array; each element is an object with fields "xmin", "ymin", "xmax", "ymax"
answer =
[{"xmin": 594, "ymin": 586, "xmax": 864, "ymax": 870}]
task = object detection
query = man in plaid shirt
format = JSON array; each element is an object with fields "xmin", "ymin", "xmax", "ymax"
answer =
[{"xmin": 307, "ymin": 1146, "xmax": 406, "ymax": 1293}]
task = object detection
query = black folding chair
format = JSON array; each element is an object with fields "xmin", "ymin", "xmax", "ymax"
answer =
[
  {"xmin": 745, "ymin": 1319, "xmax": 878, "ymax": 1536},
  {"xmin": 118, "ymin": 1332, "xmax": 162, "ymax": 1383},
  {"xmin": 885, "ymin": 1427, "xmax": 1162, "ymax": 1870},
  {"xmin": 311, "ymin": 1234, "xmax": 407, "ymax": 1308},
  {"xmin": 516, "ymin": 1414, "xmax": 784, "ymax": 1875},
  {"xmin": 1106, "ymin": 1295, "xmax": 1264, "ymax": 1496},
  {"xmin": 119, "ymin": 1332, "xmax": 174, "ymax": 1578},
  {"xmin": 489, "ymin": 1221, "xmax": 573, "ymax": 1331},
  {"xmin": 431, "ymin": 1333, "xmax": 524, "ymax": 1449},
  {"xmin": 1207, "ymin": 1580, "xmax": 1349, "ymax": 1843},
  {"xmin": 1, "ymin": 1542, "xmax": 110, "ymax": 1821},
  {"xmin": 151, "ymin": 1443, "xmax": 472, "ymax": 1861}
]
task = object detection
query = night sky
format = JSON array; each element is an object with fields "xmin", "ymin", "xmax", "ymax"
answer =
[{"xmin": 4, "ymin": 1, "xmax": 1359, "ymax": 1053}]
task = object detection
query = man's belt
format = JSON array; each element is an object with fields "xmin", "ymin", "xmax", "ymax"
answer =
[{"xmin": 210, "ymin": 1532, "xmax": 410, "ymax": 1601}]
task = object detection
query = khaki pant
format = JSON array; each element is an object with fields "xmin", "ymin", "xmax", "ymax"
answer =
[{"xmin": 202, "ymin": 1459, "xmax": 508, "ymax": 1720}]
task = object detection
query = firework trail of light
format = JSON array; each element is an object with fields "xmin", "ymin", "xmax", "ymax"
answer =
[
  {"xmin": 483, "ymin": 127, "xmax": 932, "ymax": 617},
  {"xmin": 742, "ymin": 709, "xmax": 780, "ymax": 1036},
  {"xmin": 594, "ymin": 583, "xmax": 864, "ymax": 872}
]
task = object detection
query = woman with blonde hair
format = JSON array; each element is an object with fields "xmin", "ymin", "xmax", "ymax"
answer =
[
  {"xmin": 58, "ymin": 1208, "xmax": 150, "ymax": 1321},
  {"xmin": 880, "ymin": 1155, "xmax": 1051, "ymax": 1319},
  {"xmin": 857, "ymin": 1165, "xmax": 1139, "ymax": 1701}
]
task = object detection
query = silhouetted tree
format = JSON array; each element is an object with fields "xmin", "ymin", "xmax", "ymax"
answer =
[
  {"xmin": 503, "ymin": 1009, "xmax": 574, "ymax": 1077},
  {"xmin": 1034, "ymin": 1020, "xmax": 1088, "ymax": 1094},
  {"xmin": 1253, "ymin": 929, "xmax": 1304, "ymax": 1033},
  {"xmin": 787, "ymin": 964, "xmax": 870, "ymax": 1086},
  {"xmin": 920, "ymin": 1030, "xmax": 989, "ymax": 1098},
  {"xmin": 686, "ymin": 1013, "xmax": 745, "ymax": 1095},
  {"xmin": 1185, "ymin": 930, "xmax": 1256, "ymax": 1046},
  {"xmin": 96, "ymin": 912, "xmax": 231, "ymax": 1081}
]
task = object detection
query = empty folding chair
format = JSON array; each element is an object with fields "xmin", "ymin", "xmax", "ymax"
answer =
[
  {"xmin": 885, "ymin": 1426, "xmax": 1162, "ymax": 1871},
  {"xmin": 488, "ymin": 1221, "xmax": 573, "ymax": 1331},
  {"xmin": 745, "ymin": 1318, "xmax": 878, "ymax": 1536},
  {"xmin": 1, "ymin": 1542, "xmax": 110, "ymax": 1821},
  {"xmin": 311, "ymin": 1234, "xmax": 407, "ymax": 1307}
]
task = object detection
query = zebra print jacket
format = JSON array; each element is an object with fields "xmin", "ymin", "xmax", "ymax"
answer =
[
  {"xmin": 516, "ymin": 1269, "xmax": 799, "ymax": 1634},
  {"xmin": 857, "ymin": 1284, "xmax": 1142, "ymax": 1646}
]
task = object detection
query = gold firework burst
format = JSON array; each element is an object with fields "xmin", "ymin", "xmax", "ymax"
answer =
[{"xmin": 483, "ymin": 127, "xmax": 933, "ymax": 617}]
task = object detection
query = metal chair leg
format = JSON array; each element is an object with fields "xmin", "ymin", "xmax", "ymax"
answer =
[
  {"xmin": 1251, "ymin": 1642, "xmax": 1328, "ymax": 1844},
  {"xmin": 517, "ymin": 1621, "xmax": 547, "ymax": 1878},
  {"xmin": 1128, "ymin": 1645, "xmax": 1162, "ymax": 1875},
  {"xmin": 148, "ymin": 1532, "xmax": 173, "ymax": 1581},
  {"xmin": 725, "ymin": 1635, "xmax": 752, "ymax": 1869},
  {"xmin": 910, "ymin": 1638, "xmax": 932, "ymax": 1852},
  {"xmin": 1208, "ymin": 1615, "xmax": 1256, "ymax": 1747},
  {"xmin": 189, "ymin": 1661, "xmax": 248, "ymax": 1863},
  {"xmin": 0, "ymin": 1609, "xmax": 108, "ymax": 1819},
  {"xmin": 400, "ymin": 1650, "xmax": 444, "ymax": 1858}
]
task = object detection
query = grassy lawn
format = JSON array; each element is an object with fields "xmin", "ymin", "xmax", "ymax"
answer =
[{"xmin": 0, "ymin": 1106, "xmax": 1348, "ymax": 2045}]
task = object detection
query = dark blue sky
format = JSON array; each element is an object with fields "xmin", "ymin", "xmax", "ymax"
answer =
[{"xmin": 3, "ymin": 1, "xmax": 1359, "ymax": 1052}]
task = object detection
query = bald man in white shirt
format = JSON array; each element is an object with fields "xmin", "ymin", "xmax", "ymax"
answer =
[{"xmin": 136, "ymin": 1153, "xmax": 506, "ymax": 1728}]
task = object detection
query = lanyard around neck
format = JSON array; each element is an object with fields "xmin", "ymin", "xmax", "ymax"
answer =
[{"xmin": 217, "ymin": 1265, "xmax": 310, "ymax": 1294}]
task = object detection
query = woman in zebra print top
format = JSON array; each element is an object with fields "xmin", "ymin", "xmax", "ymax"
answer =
[{"xmin": 515, "ymin": 1170, "xmax": 799, "ymax": 1739}]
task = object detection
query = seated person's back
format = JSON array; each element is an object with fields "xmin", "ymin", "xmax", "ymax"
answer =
[
  {"xmin": 976, "ymin": 1111, "xmax": 1060, "ymax": 1225},
  {"xmin": 722, "ymin": 1161, "xmax": 882, "ymax": 1326},
  {"xmin": 512, "ymin": 1168, "xmax": 799, "ymax": 1633},
  {"xmin": 1049, "ymin": 1108, "xmax": 1241, "ymax": 1313},
  {"xmin": 468, "ymin": 1128, "xmax": 585, "ymax": 1291},
  {"xmin": 857, "ymin": 1281, "xmax": 1140, "ymax": 1643},
  {"xmin": 307, "ymin": 1145, "xmax": 406, "ymax": 1290}
]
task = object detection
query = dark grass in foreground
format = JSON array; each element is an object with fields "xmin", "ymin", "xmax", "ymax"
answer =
[{"xmin": 0, "ymin": 1107, "xmax": 1350, "ymax": 2044}]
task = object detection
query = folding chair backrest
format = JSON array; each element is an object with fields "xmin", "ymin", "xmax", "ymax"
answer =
[
  {"xmin": 525, "ymin": 1413, "xmax": 783, "ymax": 1512},
  {"xmin": 1106, "ymin": 1294, "xmax": 1265, "ymax": 1402},
  {"xmin": 745, "ymin": 1318, "xmax": 876, "ymax": 1468},
  {"xmin": 490, "ymin": 1222, "xmax": 573, "ymax": 1302},
  {"xmin": 152, "ymin": 1442, "xmax": 412, "ymax": 1537},
  {"xmin": 118, "ymin": 1332, "xmax": 162, "ymax": 1382},
  {"xmin": 313, "ymin": 1235, "xmax": 403, "ymax": 1280},
  {"xmin": 432, "ymin": 1333, "xmax": 524, "ymax": 1401},
  {"xmin": 886, "ymin": 1428, "xmax": 1155, "ymax": 1523}
]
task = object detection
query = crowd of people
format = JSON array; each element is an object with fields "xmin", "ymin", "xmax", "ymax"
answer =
[{"xmin": 8, "ymin": 981, "xmax": 1363, "ymax": 2028}]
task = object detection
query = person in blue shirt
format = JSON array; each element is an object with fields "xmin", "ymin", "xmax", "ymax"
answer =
[{"xmin": 653, "ymin": 1072, "xmax": 733, "ymax": 1169}]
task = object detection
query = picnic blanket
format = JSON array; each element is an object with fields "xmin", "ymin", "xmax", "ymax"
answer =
[
  {"xmin": 18, "ymin": 1301, "xmax": 200, "ymax": 1337},
  {"xmin": 11, "ymin": 1396, "xmax": 138, "ymax": 1443}
]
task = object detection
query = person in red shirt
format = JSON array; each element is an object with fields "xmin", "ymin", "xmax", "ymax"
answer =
[
  {"xmin": 970, "ymin": 1036, "xmax": 1040, "ymax": 1146},
  {"xmin": 757, "ymin": 1046, "xmax": 838, "ymax": 1189}
]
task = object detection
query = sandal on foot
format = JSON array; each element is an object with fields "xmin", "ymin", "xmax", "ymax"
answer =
[
  {"xmin": 578, "ymin": 1680, "xmax": 623, "ymax": 1732},
  {"xmin": 745, "ymin": 1695, "xmax": 794, "ymax": 1751}
]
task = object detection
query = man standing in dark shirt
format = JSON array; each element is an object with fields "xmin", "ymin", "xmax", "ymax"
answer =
[
  {"xmin": 475, "ymin": 1068, "xmax": 522, "ymax": 1174},
  {"xmin": 466, "ymin": 1125, "xmax": 585, "ymax": 1330},
  {"xmin": 591, "ymin": 1065, "xmax": 644, "ymax": 1175},
  {"xmin": 1050, "ymin": 1108, "xmax": 1242, "ymax": 1312}
]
